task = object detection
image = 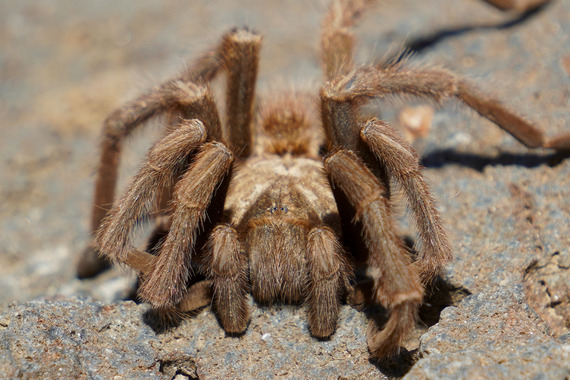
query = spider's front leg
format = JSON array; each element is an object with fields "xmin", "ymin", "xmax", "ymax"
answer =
[
  {"xmin": 137, "ymin": 141, "xmax": 233, "ymax": 307},
  {"xmin": 97, "ymin": 118, "xmax": 208, "ymax": 267},
  {"xmin": 78, "ymin": 73, "xmax": 223, "ymax": 278},
  {"xmin": 324, "ymin": 149, "xmax": 423, "ymax": 358},
  {"xmin": 360, "ymin": 118, "xmax": 452, "ymax": 281},
  {"xmin": 321, "ymin": 78, "xmax": 451, "ymax": 358},
  {"xmin": 97, "ymin": 118, "xmax": 234, "ymax": 308},
  {"xmin": 124, "ymin": 249, "xmax": 213, "ymax": 313},
  {"xmin": 333, "ymin": 65, "xmax": 570, "ymax": 151},
  {"xmin": 80, "ymin": 27, "xmax": 261, "ymax": 278}
]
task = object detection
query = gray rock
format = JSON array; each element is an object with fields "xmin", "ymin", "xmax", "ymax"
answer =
[
  {"xmin": 0, "ymin": 297, "xmax": 377, "ymax": 379},
  {"xmin": 1, "ymin": 0, "xmax": 569, "ymax": 378},
  {"xmin": 408, "ymin": 286, "xmax": 570, "ymax": 379},
  {"xmin": 0, "ymin": 298, "xmax": 161, "ymax": 379},
  {"xmin": 156, "ymin": 302, "xmax": 377, "ymax": 379}
]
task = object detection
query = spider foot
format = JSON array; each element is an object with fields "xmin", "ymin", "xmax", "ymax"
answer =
[{"xmin": 76, "ymin": 243, "xmax": 110, "ymax": 278}]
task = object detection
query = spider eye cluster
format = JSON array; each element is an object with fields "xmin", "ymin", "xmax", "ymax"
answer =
[{"xmin": 269, "ymin": 205, "xmax": 289, "ymax": 214}]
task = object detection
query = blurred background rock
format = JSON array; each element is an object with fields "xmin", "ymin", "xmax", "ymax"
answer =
[{"xmin": 0, "ymin": 0, "xmax": 568, "ymax": 378}]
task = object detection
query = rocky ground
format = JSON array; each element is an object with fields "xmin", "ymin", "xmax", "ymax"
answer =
[{"xmin": 0, "ymin": 0, "xmax": 569, "ymax": 378}]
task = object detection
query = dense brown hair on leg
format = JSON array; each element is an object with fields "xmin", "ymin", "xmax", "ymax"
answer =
[
  {"xmin": 324, "ymin": 149, "xmax": 423, "ymax": 358},
  {"xmin": 79, "ymin": 32, "xmax": 230, "ymax": 278},
  {"xmin": 90, "ymin": 56, "xmax": 225, "ymax": 238},
  {"xmin": 360, "ymin": 118, "xmax": 452, "ymax": 282},
  {"xmin": 177, "ymin": 280, "xmax": 213, "ymax": 312},
  {"xmin": 97, "ymin": 119, "xmax": 207, "ymax": 264},
  {"xmin": 138, "ymin": 142, "xmax": 234, "ymax": 308},
  {"xmin": 78, "ymin": 82, "xmax": 223, "ymax": 278},
  {"xmin": 323, "ymin": 64, "xmax": 570, "ymax": 150},
  {"xmin": 321, "ymin": 0, "xmax": 375, "ymax": 80},
  {"xmin": 207, "ymin": 224, "xmax": 250, "ymax": 334},
  {"xmin": 306, "ymin": 226, "xmax": 350, "ymax": 338},
  {"xmin": 221, "ymin": 28, "xmax": 262, "ymax": 156}
]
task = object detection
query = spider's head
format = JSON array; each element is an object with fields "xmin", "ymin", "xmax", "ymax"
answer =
[{"xmin": 257, "ymin": 92, "xmax": 322, "ymax": 158}]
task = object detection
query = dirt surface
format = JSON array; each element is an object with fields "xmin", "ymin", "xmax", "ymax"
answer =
[{"xmin": 1, "ymin": 0, "xmax": 569, "ymax": 378}]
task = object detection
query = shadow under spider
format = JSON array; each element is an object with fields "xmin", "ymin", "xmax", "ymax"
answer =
[
  {"xmin": 136, "ymin": 231, "xmax": 471, "ymax": 377},
  {"xmin": 421, "ymin": 149, "xmax": 570, "ymax": 172},
  {"xmin": 359, "ymin": 236, "xmax": 471, "ymax": 377},
  {"xmin": 386, "ymin": 0, "xmax": 552, "ymax": 61},
  {"xmin": 142, "ymin": 304, "xmax": 206, "ymax": 334},
  {"xmin": 358, "ymin": 274, "xmax": 472, "ymax": 377}
]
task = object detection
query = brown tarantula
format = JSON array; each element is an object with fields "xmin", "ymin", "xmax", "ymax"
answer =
[{"xmin": 78, "ymin": 0, "xmax": 570, "ymax": 358}]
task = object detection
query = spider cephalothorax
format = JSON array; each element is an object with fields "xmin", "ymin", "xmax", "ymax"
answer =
[{"xmin": 79, "ymin": 0, "xmax": 570, "ymax": 358}]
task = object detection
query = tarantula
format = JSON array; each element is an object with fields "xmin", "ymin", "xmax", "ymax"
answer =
[{"xmin": 79, "ymin": 0, "xmax": 570, "ymax": 358}]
